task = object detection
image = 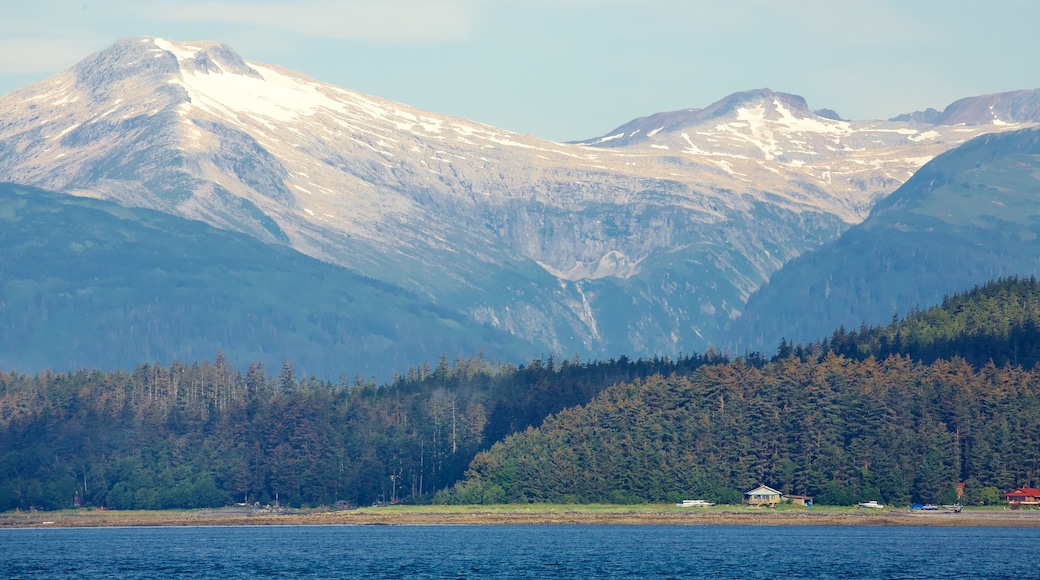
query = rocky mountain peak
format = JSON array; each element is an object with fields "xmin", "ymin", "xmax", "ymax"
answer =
[
  {"xmin": 813, "ymin": 108, "xmax": 845, "ymax": 121},
  {"xmin": 69, "ymin": 37, "xmax": 262, "ymax": 102},
  {"xmin": 577, "ymin": 88, "xmax": 820, "ymax": 148},
  {"xmin": 699, "ymin": 88, "xmax": 812, "ymax": 121},
  {"xmin": 889, "ymin": 108, "xmax": 942, "ymax": 124},
  {"xmin": 72, "ymin": 36, "xmax": 182, "ymax": 90},
  {"xmin": 166, "ymin": 39, "xmax": 264, "ymax": 79}
]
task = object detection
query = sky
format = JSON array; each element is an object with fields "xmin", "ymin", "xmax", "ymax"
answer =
[{"xmin": 1, "ymin": 0, "xmax": 1038, "ymax": 142}]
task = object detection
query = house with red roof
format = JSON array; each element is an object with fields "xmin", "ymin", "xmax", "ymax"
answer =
[{"xmin": 1003, "ymin": 488, "xmax": 1040, "ymax": 505}]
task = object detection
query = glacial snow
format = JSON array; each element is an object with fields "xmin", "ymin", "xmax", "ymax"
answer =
[
  {"xmin": 174, "ymin": 61, "xmax": 344, "ymax": 124},
  {"xmin": 152, "ymin": 37, "xmax": 200, "ymax": 61}
]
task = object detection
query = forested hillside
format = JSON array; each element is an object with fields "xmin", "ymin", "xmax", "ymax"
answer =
[
  {"xmin": 805, "ymin": 277, "xmax": 1040, "ymax": 368},
  {"xmin": 0, "ymin": 352, "xmax": 720, "ymax": 511},
  {"xmin": 444, "ymin": 355, "xmax": 1039, "ymax": 506}
]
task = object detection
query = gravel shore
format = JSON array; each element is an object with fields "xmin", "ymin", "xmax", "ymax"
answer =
[{"xmin": 4, "ymin": 507, "xmax": 1040, "ymax": 528}]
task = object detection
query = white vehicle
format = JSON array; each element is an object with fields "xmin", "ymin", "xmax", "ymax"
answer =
[{"xmin": 677, "ymin": 499, "xmax": 715, "ymax": 507}]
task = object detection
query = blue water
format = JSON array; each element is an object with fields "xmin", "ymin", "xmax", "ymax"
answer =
[{"xmin": 1, "ymin": 524, "xmax": 1035, "ymax": 578}]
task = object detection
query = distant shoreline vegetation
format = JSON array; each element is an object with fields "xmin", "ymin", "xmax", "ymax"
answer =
[
  {"xmin": 438, "ymin": 355, "xmax": 1033, "ymax": 507},
  {"xmin": 4, "ymin": 278, "xmax": 1040, "ymax": 512},
  {"xmin": 0, "ymin": 352, "xmax": 721, "ymax": 512}
]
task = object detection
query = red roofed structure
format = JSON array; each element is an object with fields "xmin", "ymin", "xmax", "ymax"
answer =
[{"xmin": 1004, "ymin": 488, "xmax": 1040, "ymax": 505}]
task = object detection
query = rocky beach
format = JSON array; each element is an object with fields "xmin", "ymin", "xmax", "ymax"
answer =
[{"xmin": 4, "ymin": 506, "xmax": 1039, "ymax": 528}]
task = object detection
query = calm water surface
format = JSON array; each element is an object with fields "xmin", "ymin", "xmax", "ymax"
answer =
[{"xmin": 1, "ymin": 524, "xmax": 1036, "ymax": 579}]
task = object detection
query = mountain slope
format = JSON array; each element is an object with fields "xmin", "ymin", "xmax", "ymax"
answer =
[
  {"xmin": 730, "ymin": 126, "xmax": 1040, "ymax": 353},
  {"xmin": 0, "ymin": 38, "xmax": 1032, "ymax": 360},
  {"xmin": 0, "ymin": 182, "xmax": 534, "ymax": 377},
  {"xmin": 933, "ymin": 89, "xmax": 1040, "ymax": 125}
]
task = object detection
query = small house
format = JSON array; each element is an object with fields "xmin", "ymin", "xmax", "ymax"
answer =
[
  {"xmin": 1004, "ymin": 488, "xmax": 1040, "ymax": 505},
  {"xmin": 744, "ymin": 485, "xmax": 783, "ymax": 507},
  {"xmin": 787, "ymin": 494, "xmax": 813, "ymax": 507}
]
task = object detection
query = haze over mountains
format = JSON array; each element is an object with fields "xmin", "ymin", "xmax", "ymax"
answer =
[{"xmin": 1, "ymin": 36, "xmax": 1038, "ymax": 373}]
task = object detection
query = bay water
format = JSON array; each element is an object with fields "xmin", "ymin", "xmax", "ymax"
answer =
[{"xmin": 1, "ymin": 524, "xmax": 1035, "ymax": 578}]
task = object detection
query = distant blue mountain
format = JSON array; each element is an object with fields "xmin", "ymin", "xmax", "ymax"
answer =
[
  {"xmin": 730, "ymin": 126, "xmax": 1040, "ymax": 353},
  {"xmin": 0, "ymin": 183, "xmax": 535, "ymax": 379}
]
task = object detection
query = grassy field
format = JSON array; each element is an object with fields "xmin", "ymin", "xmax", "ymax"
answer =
[{"xmin": 4, "ymin": 503, "xmax": 1039, "ymax": 528}]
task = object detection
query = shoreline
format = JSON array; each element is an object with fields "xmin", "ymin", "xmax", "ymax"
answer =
[{"xmin": 4, "ymin": 506, "xmax": 1040, "ymax": 529}]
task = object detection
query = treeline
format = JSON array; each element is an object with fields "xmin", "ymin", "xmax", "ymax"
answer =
[
  {"xmin": 0, "ymin": 351, "xmax": 722, "ymax": 511},
  {"xmin": 443, "ymin": 354, "xmax": 1040, "ymax": 506}
]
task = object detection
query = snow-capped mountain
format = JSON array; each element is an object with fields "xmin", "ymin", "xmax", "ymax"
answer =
[
  {"xmin": 577, "ymin": 88, "xmax": 1035, "ymax": 220},
  {"xmin": 0, "ymin": 37, "xmax": 1033, "ymax": 361}
]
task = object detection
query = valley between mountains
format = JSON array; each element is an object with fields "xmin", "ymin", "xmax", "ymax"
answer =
[{"xmin": 2, "ymin": 36, "xmax": 1038, "ymax": 374}]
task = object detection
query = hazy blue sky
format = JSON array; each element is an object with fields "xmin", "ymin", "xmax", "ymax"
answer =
[{"xmin": 2, "ymin": 0, "xmax": 1038, "ymax": 142}]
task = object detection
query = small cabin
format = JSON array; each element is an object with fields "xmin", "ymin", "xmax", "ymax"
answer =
[
  {"xmin": 1004, "ymin": 488, "xmax": 1040, "ymax": 505},
  {"xmin": 744, "ymin": 485, "xmax": 783, "ymax": 507},
  {"xmin": 787, "ymin": 494, "xmax": 813, "ymax": 507}
]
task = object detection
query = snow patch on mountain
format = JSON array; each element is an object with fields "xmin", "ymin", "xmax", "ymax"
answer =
[
  {"xmin": 152, "ymin": 37, "xmax": 200, "ymax": 61},
  {"xmin": 176, "ymin": 63, "xmax": 337, "ymax": 123}
]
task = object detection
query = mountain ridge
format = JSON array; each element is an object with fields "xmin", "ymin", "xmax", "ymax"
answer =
[
  {"xmin": 933, "ymin": 89, "xmax": 1040, "ymax": 126},
  {"xmin": 0, "ymin": 36, "xmax": 1035, "ymax": 362}
]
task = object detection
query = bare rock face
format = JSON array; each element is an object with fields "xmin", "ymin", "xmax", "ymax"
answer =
[{"xmin": 0, "ymin": 37, "xmax": 1034, "ymax": 360}]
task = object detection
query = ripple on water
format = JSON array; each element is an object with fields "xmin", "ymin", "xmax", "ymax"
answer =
[{"xmin": 0, "ymin": 524, "xmax": 1034, "ymax": 579}]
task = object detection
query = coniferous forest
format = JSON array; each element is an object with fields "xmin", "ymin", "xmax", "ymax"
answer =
[
  {"xmin": 5, "ymin": 278, "xmax": 1040, "ymax": 510},
  {"xmin": 443, "ymin": 355, "xmax": 1039, "ymax": 506},
  {"xmin": 0, "ymin": 352, "xmax": 715, "ymax": 511}
]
